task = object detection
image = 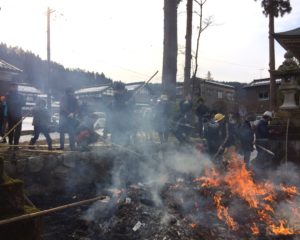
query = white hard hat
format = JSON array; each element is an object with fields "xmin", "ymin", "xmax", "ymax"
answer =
[{"xmin": 263, "ymin": 111, "xmax": 273, "ymax": 118}]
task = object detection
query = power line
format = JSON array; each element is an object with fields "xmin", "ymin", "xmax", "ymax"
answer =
[{"xmin": 200, "ymin": 56, "xmax": 266, "ymax": 70}]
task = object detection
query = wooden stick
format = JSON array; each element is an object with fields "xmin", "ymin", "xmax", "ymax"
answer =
[
  {"xmin": 285, "ymin": 118, "xmax": 290, "ymax": 170},
  {"xmin": 0, "ymin": 195, "xmax": 107, "ymax": 226},
  {"xmin": 256, "ymin": 144, "xmax": 275, "ymax": 156},
  {"xmin": 22, "ymin": 149, "xmax": 68, "ymax": 154},
  {"xmin": 128, "ymin": 70, "xmax": 158, "ymax": 102},
  {"xmin": 97, "ymin": 135, "xmax": 142, "ymax": 157},
  {"xmin": 1, "ymin": 112, "xmax": 31, "ymax": 141},
  {"xmin": 0, "ymin": 144, "xmax": 65, "ymax": 148}
]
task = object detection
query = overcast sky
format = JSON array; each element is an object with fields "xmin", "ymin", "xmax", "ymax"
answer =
[{"xmin": 0, "ymin": 0, "xmax": 299, "ymax": 84}]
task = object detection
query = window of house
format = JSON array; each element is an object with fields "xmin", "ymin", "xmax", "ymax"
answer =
[
  {"xmin": 26, "ymin": 96, "xmax": 34, "ymax": 102},
  {"xmin": 258, "ymin": 91, "xmax": 269, "ymax": 100},
  {"xmin": 104, "ymin": 88, "xmax": 113, "ymax": 96},
  {"xmin": 204, "ymin": 87, "xmax": 214, "ymax": 96},
  {"xmin": 217, "ymin": 91, "xmax": 223, "ymax": 99},
  {"xmin": 227, "ymin": 92, "xmax": 234, "ymax": 101}
]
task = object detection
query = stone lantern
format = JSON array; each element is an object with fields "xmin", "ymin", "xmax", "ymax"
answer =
[{"xmin": 273, "ymin": 51, "xmax": 300, "ymax": 110}]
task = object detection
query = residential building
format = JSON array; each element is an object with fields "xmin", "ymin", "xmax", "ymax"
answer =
[
  {"xmin": 177, "ymin": 78, "xmax": 236, "ymax": 113},
  {"xmin": 75, "ymin": 85, "xmax": 113, "ymax": 111},
  {"xmin": 242, "ymin": 78, "xmax": 281, "ymax": 114},
  {"xmin": 125, "ymin": 82, "xmax": 155, "ymax": 106},
  {"xmin": 75, "ymin": 82, "xmax": 155, "ymax": 111},
  {"xmin": 17, "ymin": 84, "xmax": 43, "ymax": 111},
  {"xmin": 0, "ymin": 58, "xmax": 22, "ymax": 95}
]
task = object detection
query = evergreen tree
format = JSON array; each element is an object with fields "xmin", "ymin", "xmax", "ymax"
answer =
[{"xmin": 0, "ymin": 43, "xmax": 112, "ymax": 97}]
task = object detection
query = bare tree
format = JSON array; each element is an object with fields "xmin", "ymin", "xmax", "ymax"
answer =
[
  {"xmin": 192, "ymin": 0, "xmax": 213, "ymax": 79},
  {"xmin": 254, "ymin": 0, "xmax": 292, "ymax": 110},
  {"xmin": 189, "ymin": 0, "xmax": 214, "ymax": 101}
]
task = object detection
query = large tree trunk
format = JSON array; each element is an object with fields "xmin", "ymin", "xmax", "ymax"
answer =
[
  {"xmin": 162, "ymin": 0, "xmax": 178, "ymax": 100},
  {"xmin": 269, "ymin": 0, "xmax": 276, "ymax": 111},
  {"xmin": 184, "ymin": 0, "xmax": 193, "ymax": 97}
]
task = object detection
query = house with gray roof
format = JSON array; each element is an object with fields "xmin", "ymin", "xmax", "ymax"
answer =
[
  {"xmin": 178, "ymin": 78, "xmax": 236, "ymax": 113},
  {"xmin": 0, "ymin": 58, "xmax": 22, "ymax": 95},
  {"xmin": 74, "ymin": 85, "xmax": 113, "ymax": 111},
  {"xmin": 242, "ymin": 78, "xmax": 282, "ymax": 114}
]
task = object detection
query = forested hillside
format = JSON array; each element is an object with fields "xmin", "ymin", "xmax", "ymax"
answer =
[{"xmin": 0, "ymin": 43, "xmax": 112, "ymax": 97}]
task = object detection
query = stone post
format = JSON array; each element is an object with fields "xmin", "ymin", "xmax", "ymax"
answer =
[
  {"xmin": 279, "ymin": 74, "xmax": 300, "ymax": 110},
  {"xmin": 0, "ymin": 157, "xmax": 3, "ymax": 183},
  {"xmin": 273, "ymin": 51, "xmax": 300, "ymax": 111}
]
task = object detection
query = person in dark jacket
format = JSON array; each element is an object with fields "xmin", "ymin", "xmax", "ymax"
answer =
[
  {"xmin": 59, "ymin": 88, "xmax": 79, "ymax": 150},
  {"xmin": 179, "ymin": 94, "xmax": 193, "ymax": 119},
  {"xmin": 154, "ymin": 94, "xmax": 171, "ymax": 144},
  {"xmin": 225, "ymin": 112, "xmax": 239, "ymax": 148},
  {"xmin": 207, "ymin": 113, "xmax": 228, "ymax": 159},
  {"xmin": 105, "ymin": 82, "xmax": 134, "ymax": 145},
  {"xmin": 29, "ymin": 99, "xmax": 52, "ymax": 150},
  {"xmin": 255, "ymin": 111, "xmax": 272, "ymax": 139},
  {"xmin": 239, "ymin": 114, "xmax": 255, "ymax": 168},
  {"xmin": 173, "ymin": 95, "xmax": 193, "ymax": 144},
  {"xmin": 254, "ymin": 111, "xmax": 273, "ymax": 169},
  {"xmin": 6, "ymin": 83, "xmax": 25, "ymax": 148},
  {"xmin": 0, "ymin": 96, "xmax": 8, "ymax": 143},
  {"xmin": 195, "ymin": 98, "xmax": 209, "ymax": 137}
]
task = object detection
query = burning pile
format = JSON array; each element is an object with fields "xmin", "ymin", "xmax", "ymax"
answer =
[
  {"xmin": 193, "ymin": 148, "xmax": 300, "ymax": 238},
  {"xmin": 38, "ymin": 146, "xmax": 300, "ymax": 239},
  {"xmin": 71, "ymin": 147, "xmax": 300, "ymax": 240}
]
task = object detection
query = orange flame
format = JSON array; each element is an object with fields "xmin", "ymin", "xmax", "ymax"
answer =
[
  {"xmin": 194, "ymin": 167, "xmax": 221, "ymax": 187},
  {"xmin": 213, "ymin": 193, "xmax": 238, "ymax": 230},
  {"xmin": 195, "ymin": 148, "xmax": 300, "ymax": 235},
  {"xmin": 223, "ymin": 152, "xmax": 274, "ymax": 209},
  {"xmin": 281, "ymin": 184, "xmax": 298, "ymax": 196},
  {"xmin": 269, "ymin": 220, "xmax": 294, "ymax": 235}
]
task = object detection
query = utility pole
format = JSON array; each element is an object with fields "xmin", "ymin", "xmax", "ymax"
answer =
[{"xmin": 47, "ymin": 7, "xmax": 55, "ymax": 112}]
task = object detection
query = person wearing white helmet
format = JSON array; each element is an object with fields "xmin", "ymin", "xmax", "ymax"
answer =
[
  {"xmin": 256, "ymin": 111, "xmax": 273, "ymax": 139},
  {"xmin": 263, "ymin": 111, "xmax": 273, "ymax": 119},
  {"xmin": 253, "ymin": 110, "xmax": 274, "ymax": 170}
]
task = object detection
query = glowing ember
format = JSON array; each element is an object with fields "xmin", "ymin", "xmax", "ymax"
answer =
[
  {"xmin": 250, "ymin": 223, "xmax": 260, "ymax": 235},
  {"xmin": 189, "ymin": 223, "xmax": 197, "ymax": 229}
]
